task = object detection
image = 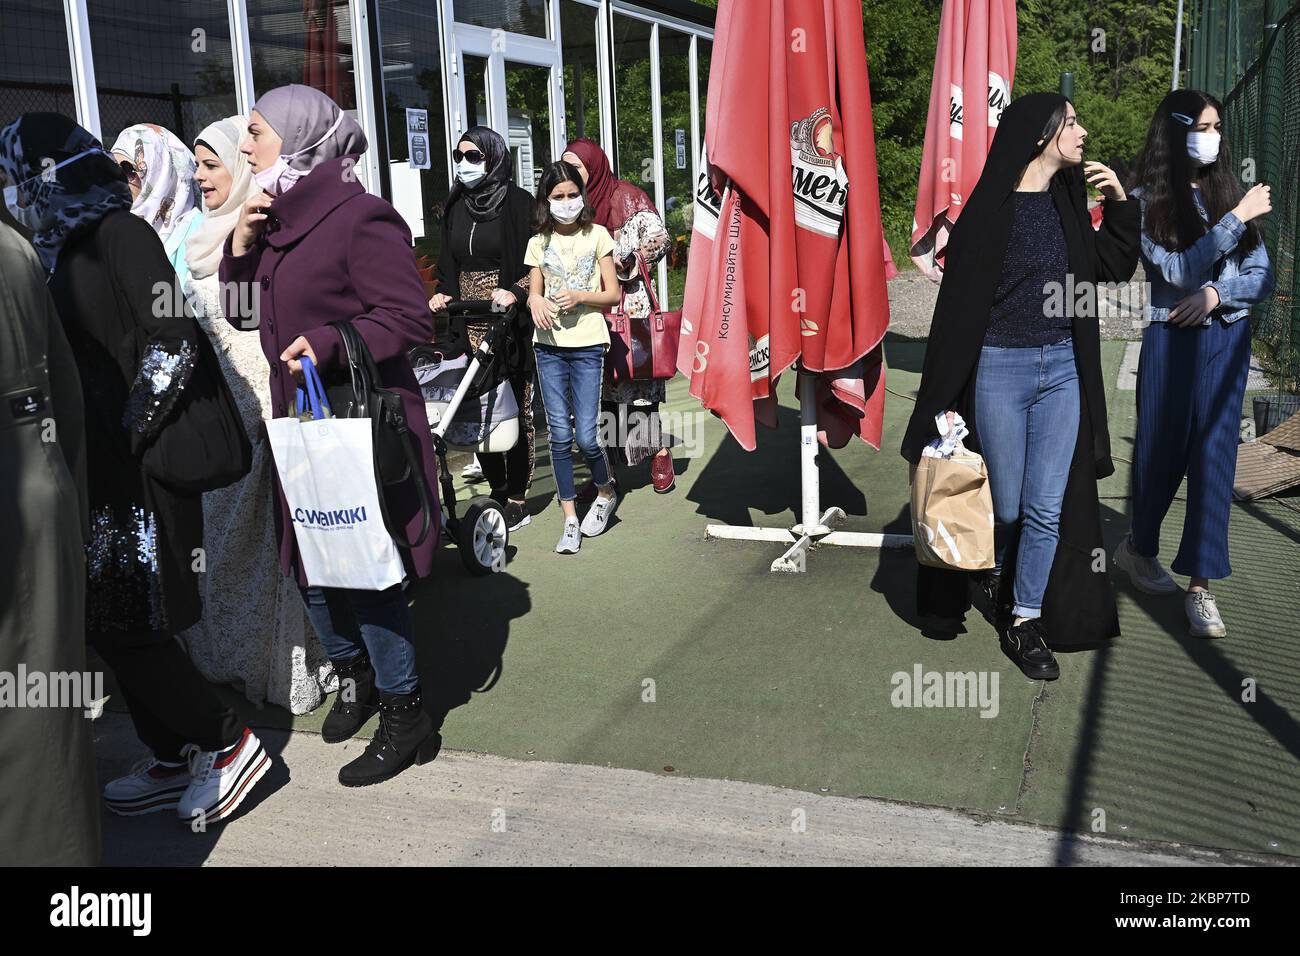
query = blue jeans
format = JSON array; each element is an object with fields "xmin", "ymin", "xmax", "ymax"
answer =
[
  {"xmin": 1130, "ymin": 317, "xmax": 1250, "ymax": 579},
  {"xmin": 534, "ymin": 344, "xmax": 613, "ymax": 502},
  {"xmin": 300, "ymin": 585, "xmax": 417, "ymax": 694},
  {"xmin": 975, "ymin": 339, "xmax": 1081, "ymax": 620}
]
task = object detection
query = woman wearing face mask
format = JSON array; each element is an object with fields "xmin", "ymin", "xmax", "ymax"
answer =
[
  {"xmin": 180, "ymin": 115, "xmax": 330, "ymax": 715},
  {"xmin": 111, "ymin": 124, "xmax": 205, "ymax": 291},
  {"xmin": 901, "ymin": 93, "xmax": 1141, "ymax": 680},
  {"xmin": 1, "ymin": 113, "xmax": 270, "ymax": 823},
  {"xmin": 429, "ymin": 127, "xmax": 536, "ymax": 532},
  {"xmin": 561, "ymin": 139, "xmax": 674, "ymax": 493},
  {"xmin": 222, "ymin": 85, "xmax": 441, "ymax": 787},
  {"xmin": 1112, "ymin": 90, "xmax": 1275, "ymax": 638}
]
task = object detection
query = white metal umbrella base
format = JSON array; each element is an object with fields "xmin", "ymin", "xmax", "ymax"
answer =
[{"xmin": 705, "ymin": 507, "xmax": 914, "ymax": 573}]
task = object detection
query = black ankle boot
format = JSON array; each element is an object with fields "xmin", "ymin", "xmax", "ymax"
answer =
[
  {"xmin": 322, "ymin": 654, "xmax": 378, "ymax": 744},
  {"xmin": 338, "ymin": 689, "xmax": 441, "ymax": 788},
  {"xmin": 1000, "ymin": 618, "xmax": 1061, "ymax": 681}
]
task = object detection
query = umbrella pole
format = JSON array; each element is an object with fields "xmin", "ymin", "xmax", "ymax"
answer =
[{"xmin": 704, "ymin": 362, "xmax": 914, "ymax": 573}]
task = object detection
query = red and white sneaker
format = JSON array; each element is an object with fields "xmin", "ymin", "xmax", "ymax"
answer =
[
  {"xmin": 176, "ymin": 728, "xmax": 271, "ymax": 825},
  {"xmin": 103, "ymin": 758, "xmax": 191, "ymax": 816}
]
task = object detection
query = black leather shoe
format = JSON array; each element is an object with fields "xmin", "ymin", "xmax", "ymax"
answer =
[
  {"xmin": 1000, "ymin": 619, "xmax": 1060, "ymax": 681},
  {"xmin": 322, "ymin": 654, "xmax": 378, "ymax": 743}
]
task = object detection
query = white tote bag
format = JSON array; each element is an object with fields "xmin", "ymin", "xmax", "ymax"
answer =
[{"xmin": 265, "ymin": 360, "xmax": 405, "ymax": 590}]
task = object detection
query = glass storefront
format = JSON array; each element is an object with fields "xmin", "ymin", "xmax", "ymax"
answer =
[
  {"xmin": 453, "ymin": 0, "xmax": 550, "ymax": 38},
  {"xmin": 246, "ymin": 0, "xmax": 358, "ymax": 112},
  {"xmin": 0, "ymin": 0, "xmax": 78, "ymax": 122},
  {"xmin": 560, "ymin": 0, "xmax": 600, "ymax": 144},
  {"xmin": 87, "ymin": 0, "xmax": 238, "ymax": 148},
  {"xmin": 375, "ymin": 0, "xmax": 452, "ymax": 261},
  {"xmin": 658, "ymin": 28, "xmax": 693, "ymax": 307},
  {"xmin": 611, "ymin": 13, "xmax": 653, "ymax": 187},
  {"xmin": 0, "ymin": 0, "xmax": 714, "ymax": 278}
]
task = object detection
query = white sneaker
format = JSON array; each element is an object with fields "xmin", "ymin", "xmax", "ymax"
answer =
[
  {"xmin": 460, "ymin": 459, "xmax": 484, "ymax": 481},
  {"xmin": 580, "ymin": 492, "xmax": 619, "ymax": 537},
  {"xmin": 1186, "ymin": 590, "xmax": 1227, "ymax": 638},
  {"xmin": 103, "ymin": 757, "xmax": 191, "ymax": 816},
  {"xmin": 556, "ymin": 517, "xmax": 581, "ymax": 554},
  {"xmin": 176, "ymin": 728, "xmax": 271, "ymax": 825},
  {"xmin": 1113, "ymin": 533, "xmax": 1179, "ymax": 594}
]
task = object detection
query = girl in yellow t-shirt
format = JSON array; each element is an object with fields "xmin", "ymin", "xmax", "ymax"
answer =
[{"xmin": 525, "ymin": 160, "xmax": 621, "ymax": 554}]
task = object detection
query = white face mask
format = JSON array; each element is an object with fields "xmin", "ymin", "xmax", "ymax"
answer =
[
  {"xmin": 454, "ymin": 160, "xmax": 487, "ymax": 186},
  {"xmin": 1187, "ymin": 131, "xmax": 1221, "ymax": 166},
  {"xmin": 549, "ymin": 196, "xmax": 584, "ymax": 224},
  {"xmin": 254, "ymin": 110, "xmax": 346, "ymax": 196},
  {"xmin": 4, "ymin": 148, "xmax": 102, "ymax": 230}
]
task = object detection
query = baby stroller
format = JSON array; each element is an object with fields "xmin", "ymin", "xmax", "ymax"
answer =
[{"xmin": 409, "ymin": 301, "xmax": 521, "ymax": 575}]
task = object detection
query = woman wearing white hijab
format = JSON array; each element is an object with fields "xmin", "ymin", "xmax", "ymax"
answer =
[
  {"xmin": 180, "ymin": 115, "xmax": 331, "ymax": 716},
  {"xmin": 111, "ymin": 123, "xmax": 205, "ymax": 289}
]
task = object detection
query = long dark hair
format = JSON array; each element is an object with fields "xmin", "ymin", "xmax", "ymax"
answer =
[
  {"xmin": 1133, "ymin": 89, "xmax": 1259, "ymax": 255},
  {"xmin": 532, "ymin": 160, "xmax": 595, "ymax": 235}
]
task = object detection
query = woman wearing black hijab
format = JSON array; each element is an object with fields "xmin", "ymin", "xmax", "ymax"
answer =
[
  {"xmin": 901, "ymin": 93, "xmax": 1141, "ymax": 679},
  {"xmin": 429, "ymin": 126, "xmax": 536, "ymax": 532}
]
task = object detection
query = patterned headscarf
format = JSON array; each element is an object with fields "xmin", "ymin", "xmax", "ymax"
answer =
[
  {"xmin": 0, "ymin": 113, "xmax": 133, "ymax": 272},
  {"xmin": 111, "ymin": 123, "xmax": 202, "ymax": 254},
  {"xmin": 186, "ymin": 116, "xmax": 260, "ymax": 280},
  {"xmin": 448, "ymin": 126, "xmax": 512, "ymax": 222}
]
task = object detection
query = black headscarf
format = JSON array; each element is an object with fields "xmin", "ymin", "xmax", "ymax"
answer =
[
  {"xmin": 448, "ymin": 125, "xmax": 511, "ymax": 222},
  {"xmin": 902, "ymin": 92, "xmax": 1090, "ymax": 462},
  {"xmin": 899, "ymin": 91, "xmax": 1144, "ymax": 650},
  {"xmin": 0, "ymin": 113, "xmax": 132, "ymax": 272}
]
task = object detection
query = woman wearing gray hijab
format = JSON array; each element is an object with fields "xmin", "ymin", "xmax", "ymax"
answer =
[{"xmin": 224, "ymin": 85, "xmax": 442, "ymax": 788}]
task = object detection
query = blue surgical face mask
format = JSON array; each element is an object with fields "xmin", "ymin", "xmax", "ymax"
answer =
[{"xmin": 4, "ymin": 148, "xmax": 102, "ymax": 229}]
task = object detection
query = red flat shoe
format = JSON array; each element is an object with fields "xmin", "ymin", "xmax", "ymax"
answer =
[{"xmin": 650, "ymin": 453, "xmax": 675, "ymax": 493}]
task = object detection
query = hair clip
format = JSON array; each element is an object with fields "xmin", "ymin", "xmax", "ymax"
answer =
[{"xmin": 1171, "ymin": 112, "xmax": 1195, "ymax": 126}]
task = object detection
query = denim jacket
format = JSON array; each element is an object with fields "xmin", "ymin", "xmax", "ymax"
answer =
[{"xmin": 1134, "ymin": 186, "xmax": 1275, "ymax": 325}]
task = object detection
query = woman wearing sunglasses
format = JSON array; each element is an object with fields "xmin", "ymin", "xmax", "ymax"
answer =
[{"xmin": 429, "ymin": 127, "xmax": 537, "ymax": 533}]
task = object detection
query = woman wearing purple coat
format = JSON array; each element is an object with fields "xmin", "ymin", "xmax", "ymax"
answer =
[{"xmin": 220, "ymin": 85, "xmax": 440, "ymax": 787}]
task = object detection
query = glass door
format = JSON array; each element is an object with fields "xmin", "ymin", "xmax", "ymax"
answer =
[{"xmin": 451, "ymin": 24, "xmax": 561, "ymax": 190}]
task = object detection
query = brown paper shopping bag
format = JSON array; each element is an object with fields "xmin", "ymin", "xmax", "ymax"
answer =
[{"xmin": 910, "ymin": 442, "xmax": 996, "ymax": 571}]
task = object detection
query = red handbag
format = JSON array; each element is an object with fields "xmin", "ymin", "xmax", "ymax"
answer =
[{"xmin": 604, "ymin": 257, "xmax": 682, "ymax": 382}]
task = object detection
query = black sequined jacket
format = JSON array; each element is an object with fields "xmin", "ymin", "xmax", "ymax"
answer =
[{"xmin": 48, "ymin": 209, "xmax": 204, "ymax": 640}]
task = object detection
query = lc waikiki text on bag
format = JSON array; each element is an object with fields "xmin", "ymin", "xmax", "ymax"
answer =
[
  {"xmin": 265, "ymin": 354, "xmax": 406, "ymax": 590},
  {"xmin": 910, "ymin": 413, "xmax": 996, "ymax": 571}
]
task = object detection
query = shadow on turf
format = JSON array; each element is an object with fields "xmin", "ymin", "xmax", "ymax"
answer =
[{"xmin": 686, "ymin": 403, "xmax": 866, "ymax": 526}]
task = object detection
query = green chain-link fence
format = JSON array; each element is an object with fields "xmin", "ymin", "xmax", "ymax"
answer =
[{"xmin": 1191, "ymin": 0, "xmax": 1300, "ymax": 399}]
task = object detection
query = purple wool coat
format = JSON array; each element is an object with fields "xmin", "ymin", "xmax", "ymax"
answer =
[{"xmin": 219, "ymin": 154, "xmax": 440, "ymax": 585}]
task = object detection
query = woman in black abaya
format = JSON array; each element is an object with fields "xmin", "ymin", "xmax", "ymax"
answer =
[{"xmin": 901, "ymin": 93, "xmax": 1140, "ymax": 679}]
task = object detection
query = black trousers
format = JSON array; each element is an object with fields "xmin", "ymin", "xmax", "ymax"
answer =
[
  {"xmin": 94, "ymin": 635, "xmax": 242, "ymax": 762},
  {"xmin": 480, "ymin": 373, "xmax": 535, "ymax": 500}
]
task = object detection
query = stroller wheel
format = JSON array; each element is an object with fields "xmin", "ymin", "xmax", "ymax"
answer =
[{"xmin": 459, "ymin": 496, "xmax": 508, "ymax": 575}]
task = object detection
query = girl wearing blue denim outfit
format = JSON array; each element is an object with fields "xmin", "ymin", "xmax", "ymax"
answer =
[
  {"xmin": 902, "ymin": 94, "xmax": 1141, "ymax": 681},
  {"xmin": 525, "ymin": 161, "xmax": 622, "ymax": 554},
  {"xmin": 1114, "ymin": 90, "xmax": 1275, "ymax": 638}
]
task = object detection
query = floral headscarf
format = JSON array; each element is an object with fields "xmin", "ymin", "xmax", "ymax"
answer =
[{"xmin": 110, "ymin": 123, "xmax": 202, "ymax": 255}]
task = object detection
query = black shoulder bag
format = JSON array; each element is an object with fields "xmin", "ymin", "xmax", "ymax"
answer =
[{"xmin": 324, "ymin": 320, "xmax": 434, "ymax": 550}]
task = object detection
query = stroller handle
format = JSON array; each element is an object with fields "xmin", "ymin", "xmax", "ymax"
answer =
[{"xmin": 443, "ymin": 299, "xmax": 518, "ymax": 322}]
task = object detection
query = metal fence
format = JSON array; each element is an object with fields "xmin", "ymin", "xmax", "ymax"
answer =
[{"xmin": 1191, "ymin": 0, "xmax": 1300, "ymax": 395}]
